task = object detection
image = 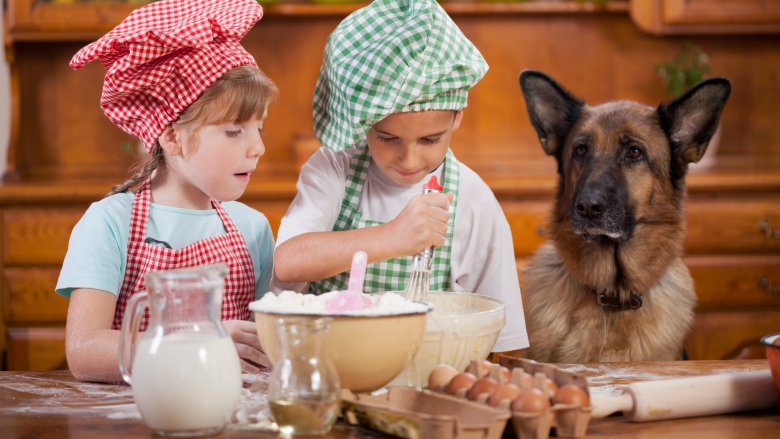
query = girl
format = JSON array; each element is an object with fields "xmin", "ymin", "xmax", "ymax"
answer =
[
  {"xmin": 57, "ymin": 0, "xmax": 277, "ymax": 382},
  {"xmin": 272, "ymin": 0, "xmax": 529, "ymax": 355}
]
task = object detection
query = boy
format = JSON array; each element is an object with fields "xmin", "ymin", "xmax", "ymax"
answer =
[{"xmin": 273, "ymin": 0, "xmax": 528, "ymax": 353}]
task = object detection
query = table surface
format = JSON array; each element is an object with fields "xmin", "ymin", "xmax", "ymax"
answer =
[{"xmin": 2, "ymin": 360, "xmax": 779, "ymax": 438}]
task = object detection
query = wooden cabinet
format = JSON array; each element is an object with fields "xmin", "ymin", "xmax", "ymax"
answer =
[
  {"xmin": 682, "ymin": 192, "xmax": 780, "ymax": 359},
  {"xmin": 631, "ymin": 0, "xmax": 780, "ymax": 34},
  {"xmin": 2, "ymin": 1, "xmax": 780, "ymax": 370}
]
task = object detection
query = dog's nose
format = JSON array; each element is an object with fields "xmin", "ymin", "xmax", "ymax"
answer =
[{"xmin": 576, "ymin": 191, "xmax": 606, "ymax": 219}]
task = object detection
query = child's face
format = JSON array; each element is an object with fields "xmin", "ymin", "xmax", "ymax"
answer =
[
  {"xmin": 166, "ymin": 115, "xmax": 266, "ymax": 204},
  {"xmin": 367, "ymin": 110, "xmax": 463, "ymax": 186}
]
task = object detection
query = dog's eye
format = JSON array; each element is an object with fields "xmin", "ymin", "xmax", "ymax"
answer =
[
  {"xmin": 574, "ymin": 144, "xmax": 588, "ymax": 157},
  {"xmin": 626, "ymin": 146, "xmax": 643, "ymax": 160}
]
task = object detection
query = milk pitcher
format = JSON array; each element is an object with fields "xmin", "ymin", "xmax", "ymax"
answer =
[{"xmin": 118, "ymin": 263, "xmax": 242, "ymax": 437}]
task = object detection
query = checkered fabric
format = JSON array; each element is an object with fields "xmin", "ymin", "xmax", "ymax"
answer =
[
  {"xmin": 313, "ymin": 0, "xmax": 488, "ymax": 152},
  {"xmin": 309, "ymin": 144, "xmax": 459, "ymax": 294},
  {"xmin": 112, "ymin": 181, "xmax": 256, "ymax": 331},
  {"xmin": 69, "ymin": 0, "xmax": 263, "ymax": 151}
]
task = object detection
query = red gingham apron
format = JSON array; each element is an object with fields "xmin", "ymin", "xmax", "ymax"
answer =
[{"xmin": 112, "ymin": 181, "xmax": 255, "ymax": 330}]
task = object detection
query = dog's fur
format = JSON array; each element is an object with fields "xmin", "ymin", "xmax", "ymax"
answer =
[{"xmin": 519, "ymin": 71, "xmax": 731, "ymax": 362}]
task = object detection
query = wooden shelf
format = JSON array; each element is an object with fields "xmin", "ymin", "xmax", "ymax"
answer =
[
  {"xmin": 4, "ymin": 0, "xmax": 629, "ymax": 41},
  {"xmin": 630, "ymin": 0, "xmax": 780, "ymax": 35}
]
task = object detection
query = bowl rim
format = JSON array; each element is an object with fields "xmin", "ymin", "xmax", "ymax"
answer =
[
  {"xmin": 399, "ymin": 290, "xmax": 506, "ymax": 320},
  {"xmin": 760, "ymin": 332, "xmax": 780, "ymax": 347},
  {"xmin": 252, "ymin": 301, "xmax": 433, "ymax": 319}
]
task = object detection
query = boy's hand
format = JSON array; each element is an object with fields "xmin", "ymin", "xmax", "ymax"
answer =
[
  {"xmin": 222, "ymin": 319, "xmax": 271, "ymax": 374},
  {"xmin": 387, "ymin": 192, "xmax": 453, "ymax": 256}
]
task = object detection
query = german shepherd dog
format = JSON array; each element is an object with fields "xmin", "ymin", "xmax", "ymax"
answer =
[{"xmin": 519, "ymin": 70, "xmax": 730, "ymax": 362}]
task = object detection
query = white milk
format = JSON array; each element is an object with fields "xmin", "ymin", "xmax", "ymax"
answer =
[{"xmin": 131, "ymin": 332, "xmax": 242, "ymax": 434}]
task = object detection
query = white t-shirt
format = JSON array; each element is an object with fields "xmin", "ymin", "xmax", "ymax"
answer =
[
  {"xmin": 56, "ymin": 192, "xmax": 274, "ymax": 300},
  {"xmin": 273, "ymin": 147, "xmax": 529, "ymax": 352}
]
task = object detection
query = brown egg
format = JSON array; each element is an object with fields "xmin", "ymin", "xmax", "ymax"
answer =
[
  {"xmin": 446, "ymin": 372, "xmax": 477, "ymax": 396},
  {"xmin": 427, "ymin": 364, "xmax": 459, "ymax": 391},
  {"xmin": 511, "ymin": 388, "xmax": 551, "ymax": 413},
  {"xmin": 512, "ymin": 370, "xmax": 534, "ymax": 389},
  {"xmin": 552, "ymin": 384, "xmax": 590, "ymax": 407},
  {"xmin": 488, "ymin": 383, "xmax": 521, "ymax": 407},
  {"xmin": 467, "ymin": 359, "xmax": 494, "ymax": 377},
  {"xmin": 467, "ymin": 377, "xmax": 498, "ymax": 401},
  {"xmin": 544, "ymin": 378, "xmax": 559, "ymax": 396}
]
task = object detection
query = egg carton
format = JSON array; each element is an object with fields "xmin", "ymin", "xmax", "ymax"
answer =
[
  {"xmin": 428, "ymin": 357, "xmax": 592, "ymax": 439},
  {"xmin": 341, "ymin": 387, "xmax": 511, "ymax": 439},
  {"xmin": 497, "ymin": 356, "xmax": 592, "ymax": 439}
]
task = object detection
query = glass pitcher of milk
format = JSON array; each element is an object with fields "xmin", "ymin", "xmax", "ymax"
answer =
[{"xmin": 118, "ymin": 263, "xmax": 242, "ymax": 437}]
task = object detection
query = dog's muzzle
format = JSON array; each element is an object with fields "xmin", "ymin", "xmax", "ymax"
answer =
[{"xmin": 571, "ymin": 175, "xmax": 630, "ymax": 240}]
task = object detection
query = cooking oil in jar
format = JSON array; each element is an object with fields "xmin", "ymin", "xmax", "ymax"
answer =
[
  {"xmin": 267, "ymin": 316, "xmax": 341, "ymax": 436},
  {"xmin": 270, "ymin": 394, "xmax": 340, "ymax": 435}
]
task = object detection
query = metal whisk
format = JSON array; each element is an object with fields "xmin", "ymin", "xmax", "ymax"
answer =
[
  {"xmin": 406, "ymin": 246, "xmax": 434, "ymax": 302},
  {"xmin": 405, "ymin": 175, "xmax": 443, "ymax": 302}
]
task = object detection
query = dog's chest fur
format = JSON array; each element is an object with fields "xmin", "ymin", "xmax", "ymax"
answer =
[{"xmin": 523, "ymin": 243, "xmax": 696, "ymax": 362}]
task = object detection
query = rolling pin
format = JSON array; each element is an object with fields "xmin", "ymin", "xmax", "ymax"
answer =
[{"xmin": 590, "ymin": 370, "xmax": 780, "ymax": 422}]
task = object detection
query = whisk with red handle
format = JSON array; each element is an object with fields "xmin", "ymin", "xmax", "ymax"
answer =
[{"xmin": 405, "ymin": 175, "xmax": 443, "ymax": 302}]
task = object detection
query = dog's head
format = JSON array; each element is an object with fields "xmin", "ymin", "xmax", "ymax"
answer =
[{"xmin": 520, "ymin": 70, "xmax": 730, "ymax": 244}]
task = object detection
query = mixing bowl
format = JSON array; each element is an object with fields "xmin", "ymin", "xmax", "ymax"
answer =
[
  {"xmin": 761, "ymin": 332, "xmax": 780, "ymax": 392},
  {"xmin": 252, "ymin": 301, "xmax": 431, "ymax": 393},
  {"xmin": 388, "ymin": 291, "xmax": 506, "ymax": 388}
]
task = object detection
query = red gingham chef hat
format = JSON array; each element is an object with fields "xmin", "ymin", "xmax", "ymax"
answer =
[{"xmin": 70, "ymin": 0, "xmax": 263, "ymax": 151}]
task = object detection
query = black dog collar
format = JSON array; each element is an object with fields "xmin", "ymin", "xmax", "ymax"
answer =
[{"xmin": 594, "ymin": 289, "xmax": 644, "ymax": 310}]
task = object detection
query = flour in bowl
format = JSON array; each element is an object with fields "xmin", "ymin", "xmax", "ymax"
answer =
[{"xmin": 249, "ymin": 291, "xmax": 430, "ymax": 316}]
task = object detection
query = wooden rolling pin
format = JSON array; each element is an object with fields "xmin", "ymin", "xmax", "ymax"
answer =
[{"xmin": 590, "ymin": 369, "xmax": 780, "ymax": 422}]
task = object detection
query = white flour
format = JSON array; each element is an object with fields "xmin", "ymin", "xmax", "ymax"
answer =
[
  {"xmin": 232, "ymin": 372, "xmax": 276, "ymax": 431},
  {"xmin": 250, "ymin": 290, "xmax": 429, "ymax": 316},
  {"xmin": 0, "ymin": 371, "xmax": 277, "ymax": 431},
  {"xmin": 0, "ymin": 372, "xmax": 140, "ymax": 418}
]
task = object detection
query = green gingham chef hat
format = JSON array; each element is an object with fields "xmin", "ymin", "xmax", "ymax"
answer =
[{"xmin": 313, "ymin": 0, "xmax": 488, "ymax": 151}]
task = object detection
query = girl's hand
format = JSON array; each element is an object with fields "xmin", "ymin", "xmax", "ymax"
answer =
[
  {"xmin": 386, "ymin": 192, "xmax": 453, "ymax": 256},
  {"xmin": 222, "ymin": 319, "xmax": 271, "ymax": 373}
]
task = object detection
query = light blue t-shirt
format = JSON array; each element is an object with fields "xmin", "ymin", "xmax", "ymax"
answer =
[{"xmin": 56, "ymin": 192, "xmax": 274, "ymax": 300}]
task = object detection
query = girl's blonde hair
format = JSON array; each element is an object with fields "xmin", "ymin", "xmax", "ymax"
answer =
[{"xmin": 110, "ymin": 65, "xmax": 278, "ymax": 195}]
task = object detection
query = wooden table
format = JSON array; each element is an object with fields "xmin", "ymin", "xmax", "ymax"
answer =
[{"xmin": 1, "ymin": 360, "xmax": 779, "ymax": 438}]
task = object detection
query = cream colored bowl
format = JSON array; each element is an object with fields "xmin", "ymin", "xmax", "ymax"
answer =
[
  {"xmin": 254, "ymin": 305, "xmax": 431, "ymax": 393},
  {"xmin": 388, "ymin": 291, "xmax": 506, "ymax": 389}
]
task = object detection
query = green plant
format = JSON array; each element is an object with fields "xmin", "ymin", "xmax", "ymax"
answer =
[{"xmin": 656, "ymin": 41, "xmax": 712, "ymax": 98}]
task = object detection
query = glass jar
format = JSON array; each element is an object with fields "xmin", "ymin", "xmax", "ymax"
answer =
[{"xmin": 268, "ymin": 317, "xmax": 341, "ymax": 436}]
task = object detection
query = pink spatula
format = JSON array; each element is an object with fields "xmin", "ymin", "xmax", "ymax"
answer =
[{"xmin": 326, "ymin": 250, "xmax": 373, "ymax": 313}]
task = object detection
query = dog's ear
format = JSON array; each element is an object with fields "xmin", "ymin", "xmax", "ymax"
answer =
[
  {"xmin": 658, "ymin": 78, "xmax": 731, "ymax": 165},
  {"xmin": 519, "ymin": 70, "xmax": 584, "ymax": 156}
]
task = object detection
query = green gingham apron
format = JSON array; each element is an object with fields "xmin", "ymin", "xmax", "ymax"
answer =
[{"xmin": 309, "ymin": 145, "xmax": 460, "ymax": 294}]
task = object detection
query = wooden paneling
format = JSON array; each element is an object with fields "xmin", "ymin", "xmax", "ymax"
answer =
[
  {"xmin": 632, "ymin": 0, "xmax": 780, "ymax": 34},
  {"xmin": 664, "ymin": 0, "xmax": 780, "ymax": 25},
  {"xmin": 6, "ymin": 5, "xmax": 780, "ymax": 182},
  {"xmin": 6, "ymin": 327, "xmax": 66, "ymax": 371},
  {"xmin": 687, "ymin": 311, "xmax": 780, "ymax": 360},
  {"xmin": 2, "ymin": 208, "xmax": 84, "ymax": 265},
  {"xmin": 503, "ymin": 201, "xmax": 552, "ymax": 258},
  {"xmin": 3, "ymin": 268, "xmax": 66, "ymax": 324},
  {"xmin": 685, "ymin": 198, "xmax": 780, "ymax": 254},
  {"xmin": 687, "ymin": 255, "xmax": 780, "ymax": 309}
]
